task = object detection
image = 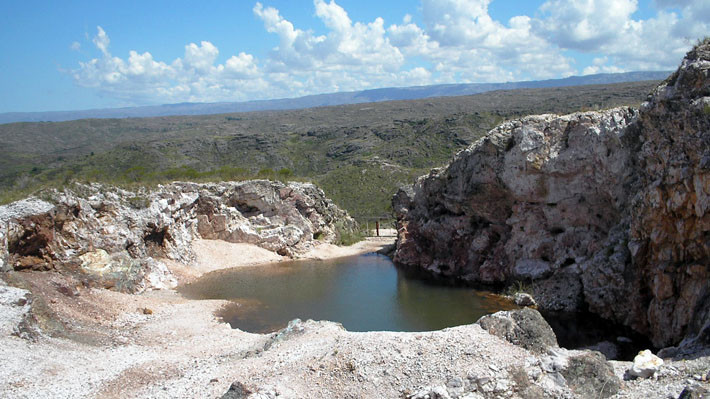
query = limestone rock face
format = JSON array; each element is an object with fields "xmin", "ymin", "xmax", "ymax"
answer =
[
  {"xmin": 394, "ymin": 41, "xmax": 710, "ymax": 347},
  {"xmin": 0, "ymin": 180, "xmax": 355, "ymax": 292},
  {"xmin": 394, "ymin": 107, "xmax": 638, "ymax": 284},
  {"xmin": 626, "ymin": 43, "xmax": 710, "ymax": 348}
]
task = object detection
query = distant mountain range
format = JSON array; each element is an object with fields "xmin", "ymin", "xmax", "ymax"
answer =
[{"xmin": 0, "ymin": 71, "xmax": 670, "ymax": 124}]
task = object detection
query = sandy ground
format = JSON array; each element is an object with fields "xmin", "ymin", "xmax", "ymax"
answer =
[
  {"xmin": 295, "ymin": 236, "xmax": 394, "ymax": 261},
  {"xmin": 165, "ymin": 237, "xmax": 394, "ymax": 284},
  {"xmin": 0, "ymin": 237, "xmax": 396, "ymax": 398}
]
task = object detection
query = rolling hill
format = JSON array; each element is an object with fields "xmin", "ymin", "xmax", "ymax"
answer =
[{"xmin": 0, "ymin": 71, "xmax": 668, "ymax": 124}]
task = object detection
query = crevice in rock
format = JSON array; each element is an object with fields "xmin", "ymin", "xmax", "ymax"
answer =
[
  {"xmin": 8, "ymin": 215, "xmax": 55, "ymax": 270},
  {"xmin": 233, "ymin": 201, "xmax": 261, "ymax": 217},
  {"xmin": 549, "ymin": 227, "xmax": 564, "ymax": 236},
  {"xmin": 143, "ymin": 223, "xmax": 171, "ymax": 256}
]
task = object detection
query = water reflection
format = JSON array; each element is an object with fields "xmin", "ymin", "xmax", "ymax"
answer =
[{"xmin": 179, "ymin": 253, "xmax": 516, "ymax": 333}]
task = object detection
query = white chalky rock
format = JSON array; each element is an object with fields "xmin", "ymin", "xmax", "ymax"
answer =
[{"xmin": 628, "ymin": 349, "xmax": 663, "ymax": 379}]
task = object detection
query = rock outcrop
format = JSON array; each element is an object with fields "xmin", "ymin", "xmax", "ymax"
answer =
[
  {"xmin": 477, "ymin": 308, "xmax": 621, "ymax": 398},
  {"xmin": 393, "ymin": 40, "xmax": 710, "ymax": 347},
  {"xmin": 0, "ymin": 180, "xmax": 355, "ymax": 292},
  {"xmin": 477, "ymin": 308, "xmax": 558, "ymax": 354}
]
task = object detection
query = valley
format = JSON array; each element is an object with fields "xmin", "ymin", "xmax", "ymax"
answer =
[{"xmin": 1, "ymin": 81, "xmax": 660, "ymax": 219}]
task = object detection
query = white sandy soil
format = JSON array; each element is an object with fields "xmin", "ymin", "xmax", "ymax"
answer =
[{"xmin": 0, "ymin": 237, "xmax": 396, "ymax": 398}]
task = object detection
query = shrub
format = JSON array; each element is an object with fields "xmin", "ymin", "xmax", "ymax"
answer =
[{"xmin": 334, "ymin": 221, "xmax": 364, "ymax": 246}]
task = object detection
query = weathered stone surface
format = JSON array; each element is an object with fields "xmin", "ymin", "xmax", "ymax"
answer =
[
  {"xmin": 625, "ymin": 42, "xmax": 710, "ymax": 348},
  {"xmin": 678, "ymin": 384, "xmax": 710, "ymax": 399},
  {"xmin": 0, "ymin": 280, "xmax": 38, "ymax": 340},
  {"xmin": 476, "ymin": 308, "xmax": 558, "ymax": 353},
  {"xmin": 555, "ymin": 349, "xmax": 620, "ymax": 398},
  {"xmin": 513, "ymin": 292, "xmax": 537, "ymax": 307},
  {"xmin": 221, "ymin": 381, "xmax": 252, "ymax": 399},
  {"xmin": 627, "ymin": 349, "xmax": 664, "ymax": 379},
  {"xmin": 393, "ymin": 107, "xmax": 637, "ymax": 284},
  {"xmin": 0, "ymin": 180, "xmax": 355, "ymax": 293},
  {"xmin": 394, "ymin": 41, "xmax": 710, "ymax": 347},
  {"xmin": 531, "ymin": 268, "xmax": 584, "ymax": 312}
]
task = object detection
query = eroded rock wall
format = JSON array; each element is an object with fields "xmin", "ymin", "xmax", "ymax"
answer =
[
  {"xmin": 0, "ymin": 180, "xmax": 355, "ymax": 293},
  {"xmin": 626, "ymin": 43, "xmax": 710, "ymax": 348},
  {"xmin": 394, "ymin": 41, "xmax": 710, "ymax": 347}
]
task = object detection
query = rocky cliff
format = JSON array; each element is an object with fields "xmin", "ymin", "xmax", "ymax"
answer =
[
  {"xmin": 394, "ymin": 40, "xmax": 710, "ymax": 348},
  {"xmin": 0, "ymin": 180, "xmax": 355, "ymax": 293}
]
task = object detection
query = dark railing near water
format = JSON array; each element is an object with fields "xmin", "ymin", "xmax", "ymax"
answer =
[{"xmin": 353, "ymin": 215, "xmax": 397, "ymax": 237}]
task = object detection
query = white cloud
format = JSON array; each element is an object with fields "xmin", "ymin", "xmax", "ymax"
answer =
[
  {"xmin": 254, "ymin": 0, "xmax": 403, "ymax": 73},
  {"xmin": 224, "ymin": 53, "xmax": 259, "ymax": 79},
  {"xmin": 183, "ymin": 41, "xmax": 219, "ymax": 73},
  {"xmin": 674, "ymin": 1, "xmax": 710, "ymax": 39},
  {"xmin": 73, "ymin": 27, "xmax": 254, "ymax": 104},
  {"xmin": 70, "ymin": 41, "xmax": 81, "ymax": 51},
  {"xmin": 412, "ymin": 0, "xmax": 576, "ymax": 81},
  {"xmin": 536, "ymin": 0, "xmax": 638, "ymax": 51},
  {"xmin": 92, "ymin": 26, "xmax": 110, "ymax": 55},
  {"xmin": 387, "ymin": 16, "xmax": 438, "ymax": 56},
  {"xmin": 535, "ymin": 0, "xmax": 706, "ymax": 71},
  {"xmin": 420, "ymin": 0, "xmax": 497, "ymax": 46},
  {"xmin": 582, "ymin": 57, "xmax": 625, "ymax": 75},
  {"xmin": 71, "ymin": 1, "xmax": 707, "ymax": 106}
]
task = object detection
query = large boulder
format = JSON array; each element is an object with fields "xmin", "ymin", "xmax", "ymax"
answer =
[
  {"xmin": 477, "ymin": 308, "xmax": 558, "ymax": 353},
  {"xmin": 541, "ymin": 348, "xmax": 620, "ymax": 398},
  {"xmin": 393, "ymin": 40, "xmax": 710, "ymax": 347}
]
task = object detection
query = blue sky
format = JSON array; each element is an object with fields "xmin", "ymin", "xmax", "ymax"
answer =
[{"xmin": 1, "ymin": 0, "xmax": 707, "ymax": 113}]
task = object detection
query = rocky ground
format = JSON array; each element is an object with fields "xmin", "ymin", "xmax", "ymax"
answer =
[
  {"xmin": 0, "ymin": 238, "xmax": 395, "ymax": 399},
  {"xmin": 1, "ymin": 236, "xmax": 709, "ymax": 398}
]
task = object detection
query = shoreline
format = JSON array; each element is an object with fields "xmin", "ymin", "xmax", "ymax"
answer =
[
  {"xmin": 0, "ymin": 237, "xmax": 400, "ymax": 398},
  {"xmin": 166, "ymin": 237, "xmax": 396, "ymax": 284},
  {"xmin": 3, "ymin": 236, "xmax": 708, "ymax": 398}
]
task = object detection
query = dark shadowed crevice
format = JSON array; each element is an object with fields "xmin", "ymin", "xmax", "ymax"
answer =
[{"xmin": 143, "ymin": 223, "xmax": 171, "ymax": 250}]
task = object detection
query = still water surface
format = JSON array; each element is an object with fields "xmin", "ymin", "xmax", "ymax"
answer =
[{"xmin": 179, "ymin": 253, "xmax": 515, "ymax": 333}]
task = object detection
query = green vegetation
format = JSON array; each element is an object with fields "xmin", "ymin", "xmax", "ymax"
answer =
[
  {"xmin": 503, "ymin": 280, "xmax": 533, "ymax": 297},
  {"xmin": 334, "ymin": 221, "xmax": 365, "ymax": 246},
  {"xmin": 0, "ymin": 81, "xmax": 660, "ymax": 220}
]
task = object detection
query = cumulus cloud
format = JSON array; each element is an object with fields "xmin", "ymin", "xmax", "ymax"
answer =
[
  {"xmin": 183, "ymin": 41, "xmax": 219, "ymax": 73},
  {"xmin": 535, "ymin": 0, "xmax": 638, "ymax": 51},
  {"xmin": 224, "ymin": 53, "xmax": 260, "ymax": 79},
  {"xmin": 253, "ymin": 1, "xmax": 404, "ymax": 77},
  {"xmin": 70, "ymin": 41, "xmax": 81, "ymax": 51},
  {"xmin": 72, "ymin": 26, "xmax": 265, "ymax": 104},
  {"xmin": 71, "ymin": 0, "xmax": 707, "ymax": 106},
  {"xmin": 534, "ymin": 0, "xmax": 706, "ymax": 71}
]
